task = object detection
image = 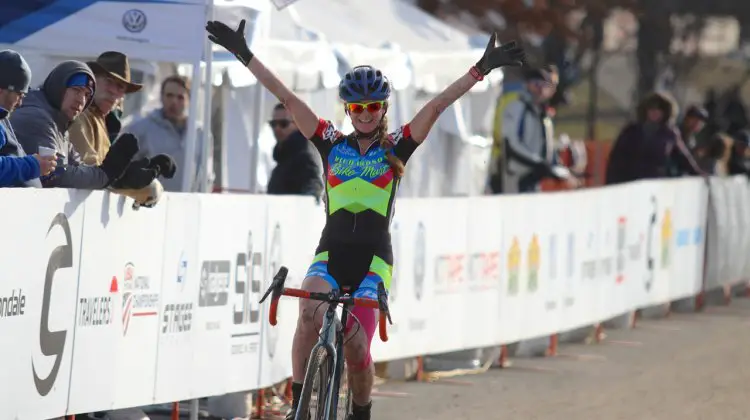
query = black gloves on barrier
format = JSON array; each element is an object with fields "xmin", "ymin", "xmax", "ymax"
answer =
[
  {"xmin": 110, "ymin": 157, "xmax": 158, "ymax": 189},
  {"xmin": 206, "ymin": 19, "xmax": 253, "ymax": 66},
  {"xmin": 148, "ymin": 154, "xmax": 177, "ymax": 179},
  {"xmin": 110, "ymin": 154, "xmax": 177, "ymax": 190},
  {"xmin": 100, "ymin": 133, "xmax": 139, "ymax": 186},
  {"xmin": 475, "ymin": 33, "xmax": 526, "ymax": 75}
]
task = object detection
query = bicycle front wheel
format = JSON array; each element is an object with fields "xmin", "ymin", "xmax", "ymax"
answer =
[
  {"xmin": 297, "ymin": 346, "xmax": 333, "ymax": 420},
  {"xmin": 331, "ymin": 365, "xmax": 351, "ymax": 420}
]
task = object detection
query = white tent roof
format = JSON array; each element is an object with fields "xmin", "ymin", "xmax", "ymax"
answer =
[
  {"xmin": 270, "ymin": 0, "xmax": 474, "ymax": 52},
  {"xmin": 268, "ymin": 0, "xmax": 500, "ymax": 92},
  {"xmin": 0, "ymin": 0, "xmax": 210, "ymax": 63}
]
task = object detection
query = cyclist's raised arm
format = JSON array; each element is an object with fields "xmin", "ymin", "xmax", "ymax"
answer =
[
  {"xmin": 408, "ymin": 34, "xmax": 526, "ymax": 144},
  {"xmin": 206, "ymin": 19, "xmax": 319, "ymax": 139}
]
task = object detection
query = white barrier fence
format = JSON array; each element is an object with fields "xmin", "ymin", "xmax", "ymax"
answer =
[{"xmin": 1, "ymin": 176, "xmax": 747, "ymax": 419}]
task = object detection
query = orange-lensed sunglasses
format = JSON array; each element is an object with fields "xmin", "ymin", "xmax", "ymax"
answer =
[{"xmin": 346, "ymin": 101, "xmax": 385, "ymax": 114}]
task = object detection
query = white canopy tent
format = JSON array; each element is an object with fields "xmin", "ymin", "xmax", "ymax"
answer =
[
  {"xmin": 213, "ymin": 0, "xmax": 503, "ymax": 196},
  {"xmin": 1, "ymin": 0, "xmax": 502, "ymax": 197},
  {"xmin": 270, "ymin": 0, "xmax": 503, "ymax": 197},
  {"xmin": 0, "ymin": 0, "xmax": 277, "ymax": 193}
]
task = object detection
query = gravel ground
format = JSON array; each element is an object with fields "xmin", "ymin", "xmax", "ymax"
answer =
[
  {"xmin": 371, "ymin": 298, "xmax": 750, "ymax": 420},
  {"xmin": 149, "ymin": 297, "xmax": 750, "ymax": 420}
]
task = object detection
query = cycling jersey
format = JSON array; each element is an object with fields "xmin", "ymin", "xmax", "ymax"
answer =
[{"xmin": 306, "ymin": 118, "xmax": 419, "ymax": 290}]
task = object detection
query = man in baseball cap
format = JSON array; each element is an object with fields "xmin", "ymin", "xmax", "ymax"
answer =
[{"xmin": 0, "ymin": 49, "xmax": 56, "ymax": 187}]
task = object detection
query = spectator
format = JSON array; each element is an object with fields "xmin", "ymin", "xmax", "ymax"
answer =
[
  {"xmin": 710, "ymin": 133, "xmax": 734, "ymax": 176},
  {"xmin": 606, "ymin": 91, "xmax": 701, "ymax": 184},
  {"xmin": 10, "ymin": 60, "xmax": 137, "ymax": 189},
  {"xmin": 123, "ymin": 75, "xmax": 214, "ymax": 192},
  {"xmin": 728, "ymin": 130, "xmax": 750, "ymax": 176},
  {"xmin": 679, "ymin": 105, "xmax": 708, "ymax": 150},
  {"xmin": 668, "ymin": 104, "xmax": 707, "ymax": 177},
  {"xmin": 0, "ymin": 49, "xmax": 56, "ymax": 187},
  {"xmin": 722, "ymin": 86, "xmax": 748, "ymax": 137},
  {"xmin": 499, "ymin": 67, "xmax": 576, "ymax": 193},
  {"xmin": 68, "ymin": 51, "xmax": 176, "ymax": 208},
  {"xmin": 266, "ymin": 102, "xmax": 323, "ymax": 197}
]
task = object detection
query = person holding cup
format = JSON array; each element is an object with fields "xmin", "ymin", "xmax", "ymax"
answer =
[
  {"xmin": 0, "ymin": 49, "xmax": 57, "ymax": 187},
  {"xmin": 10, "ymin": 60, "xmax": 138, "ymax": 189}
]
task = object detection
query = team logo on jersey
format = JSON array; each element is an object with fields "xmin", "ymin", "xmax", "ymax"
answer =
[
  {"xmin": 321, "ymin": 121, "xmax": 341, "ymax": 143},
  {"xmin": 389, "ymin": 126, "xmax": 405, "ymax": 146}
]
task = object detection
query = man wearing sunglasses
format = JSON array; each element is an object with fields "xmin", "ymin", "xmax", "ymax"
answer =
[{"xmin": 266, "ymin": 102, "xmax": 323, "ymax": 198}]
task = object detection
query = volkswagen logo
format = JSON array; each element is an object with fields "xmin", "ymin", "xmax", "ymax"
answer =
[{"xmin": 122, "ymin": 9, "xmax": 147, "ymax": 33}]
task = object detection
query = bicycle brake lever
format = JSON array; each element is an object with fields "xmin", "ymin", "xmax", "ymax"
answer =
[
  {"xmin": 259, "ymin": 285, "xmax": 274, "ymax": 304},
  {"xmin": 376, "ymin": 283, "xmax": 393, "ymax": 325},
  {"xmin": 259, "ymin": 266, "xmax": 289, "ymax": 303}
]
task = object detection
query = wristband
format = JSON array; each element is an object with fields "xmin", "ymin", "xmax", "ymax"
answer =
[{"xmin": 469, "ymin": 66, "xmax": 484, "ymax": 81}]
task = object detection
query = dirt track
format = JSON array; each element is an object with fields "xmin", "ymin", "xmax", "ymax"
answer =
[
  {"xmin": 148, "ymin": 297, "xmax": 750, "ymax": 420},
  {"xmin": 371, "ymin": 298, "xmax": 750, "ymax": 420}
]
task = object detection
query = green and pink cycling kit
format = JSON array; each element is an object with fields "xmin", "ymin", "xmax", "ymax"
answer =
[{"xmin": 304, "ymin": 118, "xmax": 419, "ymax": 369}]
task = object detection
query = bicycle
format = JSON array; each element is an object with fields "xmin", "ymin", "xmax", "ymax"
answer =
[{"xmin": 260, "ymin": 267, "xmax": 392, "ymax": 420}]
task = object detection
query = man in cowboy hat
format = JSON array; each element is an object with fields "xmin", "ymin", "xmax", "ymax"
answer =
[
  {"xmin": 70, "ymin": 50, "xmax": 142, "ymax": 165},
  {"xmin": 69, "ymin": 51, "xmax": 176, "ymax": 207}
]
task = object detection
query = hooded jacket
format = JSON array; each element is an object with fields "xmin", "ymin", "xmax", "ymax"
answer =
[
  {"xmin": 0, "ymin": 108, "xmax": 41, "ymax": 187},
  {"xmin": 10, "ymin": 60, "xmax": 110, "ymax": 189},
  {"xmin": 606, "ymin": 92, "xmax": 700, "ymax": 184}
]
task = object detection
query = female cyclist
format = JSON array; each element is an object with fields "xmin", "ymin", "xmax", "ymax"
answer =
[{"xmin": 206, "ymin": 19, "xmax": 525, "ymax": 420}]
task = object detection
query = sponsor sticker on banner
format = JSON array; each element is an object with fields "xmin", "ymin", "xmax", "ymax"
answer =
[
  {"xmin": 68, "ymin": 192, "xmax": 165, "ymax": 413},
  {"xmin": 153, "ymin": 194, "xmax": 202, "ymax": 403}
]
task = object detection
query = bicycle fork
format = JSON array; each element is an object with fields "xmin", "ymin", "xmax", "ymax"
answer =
[{"xmin": 323, "ymin": 304, "xmax": 349, "ymax": 418}]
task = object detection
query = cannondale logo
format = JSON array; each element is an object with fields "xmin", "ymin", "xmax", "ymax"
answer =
[
  {"xmin": 122, "ymin": 9, "xmax": 147, "ymax": 33},
  {"xmin": 33, "ymin": 213, "xmax": 73, "ymax": 396},
  {"xmin": 413, "ymin": 222, "xmax": 426, "ymax": 301},
  {"xmin": 265, "ymin": 224, "xmax": 282, "ymax": 359}
]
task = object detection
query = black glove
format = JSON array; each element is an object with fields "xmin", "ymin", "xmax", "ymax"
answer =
[
  {"xmin": 110, "ymin": 157, "xmax": 158, "ymax": 189},
  {"xmin": 475, "ymin": 34, "xmax": 526, "ymax": 75},
  {"xmin": 100, "ymin": 133, "xmax": 139, "ymax": 186},
  {"xmin": 147, "ymin": 154, "xmax": 177, "ymax": 179},
  {"xmin": 206, "ymin": 19, "xmax": 253, "ymax": 66}
]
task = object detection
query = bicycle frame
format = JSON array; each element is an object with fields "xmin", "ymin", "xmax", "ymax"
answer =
[
  {"xmin": 306, "ymin": 289, "xmax": 351, "ymax": 419},
  {"xmin": 260, "ymin": 267, "xmax": 391, "ymax": 420}
]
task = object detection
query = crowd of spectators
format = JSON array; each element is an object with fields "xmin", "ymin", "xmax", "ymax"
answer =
[
  {"xmin": 487, "ymin": 58, "xmax": 750, "ymax": 194},
  {"xmin": 0, "ymin": 49, "xmax": 182, "ymax": 209},
  {"xmin": 606, "ymin": 88, "xmax": 750, "ymax": 185}
]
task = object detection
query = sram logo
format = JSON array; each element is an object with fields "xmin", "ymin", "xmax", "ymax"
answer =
[{"xmin": 233, "ymin": 230, "xmax": 263, "ymax": 327}]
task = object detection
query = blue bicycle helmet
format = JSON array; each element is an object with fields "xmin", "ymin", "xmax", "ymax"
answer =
[{"xmin": 339, "ymin": 65, "xmax": 391, "ymax": 103}]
